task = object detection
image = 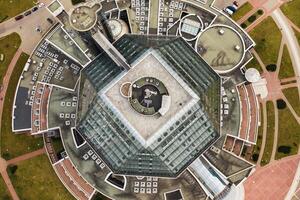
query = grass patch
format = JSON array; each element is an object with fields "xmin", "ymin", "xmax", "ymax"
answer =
[
  {"xmin": 251, "ymin": 103, "xmax": 263, "ymax": 162},
  {"xmin": 52, "ymin": 137, "xmax": 64, "ymax": 153},
  {"xmin": 281, "ymin": 0, "xmax": 300, "ymax": 28},
  {"xmin": 0, "ymin": 33, "xmax": 21, "ymax": 84},
  {"xmin": 232, "ymin": 2, "xmax": 253, "ymax": 21},
  {"xmin": 260, "ymin": 101, "xmax": 275, "ymax": 166},
  {"xmin": 279, "ymin": 45, "xmax": 295, "ymax": 79},
  {"xmin": 249, "ymin": 17, "xmax": 282, "ymax": 66},
  {"xmin": 0, "ymin": 0, "xmax": 35, "ymax": 23},
  {"xmin": 283, "ymin": 87, "xmax": 300, "ymax": 116},
  {"xmin": 0, "ymin": 53, "xmax": 43, "ymax": 160},
  {"xmin": 294, "ymin": 28, "xmax": 300, "ymax": 45},
  {"xmin": 240, "ymin": 9, "xmax": 264, "ymax": 29},
  {"xmin": 0, "ymin": 175, "xmax": 11, "ymax": 200},
  {"xmin": 246, "ymin": 56, "xmax": 263, "ymax": 73},
  {"xmin": 275, "ymin": 106, "xmax": 300, "ymax": 159},
  {"xmin": 8, "ymin": 154, "xmax": 75, "ymax": 200}
]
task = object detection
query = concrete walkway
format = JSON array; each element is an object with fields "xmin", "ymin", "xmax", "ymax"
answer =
[{"xmin": 7, "ymin": 148, "xmax": 45, "ymax": 165}]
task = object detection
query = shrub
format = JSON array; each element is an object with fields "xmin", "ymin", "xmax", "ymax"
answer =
[
  {"xmin": 257, "ymin": 10, "xmax": 264, "ymax": 15},
  {"xmin": 266, "ymin": 64, "xmax": 277, "ymax": 71},
  {"xmin": 276, "ymin": 99, "xmax": 286, "ymax": 109},
  {"xmin": 252, "ymin": 153, "xmax": 259, "ymax": 161},
  {"xmin": 7, "ymin": 165, "xmax": 18, "ymax": 176},
  {"xmin": 248, "ymin": 15, "xmax": 257, "ymax": 23},
  {"xmin": 277, "ymin": 145, "xmax": 291, "ymax": 154},
  {"xmin": 2, "ymin": 152, "xmax": 10, "ymax": 160},
  {"xmin": 241, "ymin": 23, "xmax": 247, "ymax": 29}
]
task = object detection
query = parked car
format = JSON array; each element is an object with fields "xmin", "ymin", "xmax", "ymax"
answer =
[
  {"xmin": 47, "ymin": 18, "xmax": 54, "ymax": 24},
  {"xmin": 15, "ymin": 15, "xmax": 24, "ymax": 21},
  {"xmin": 32, "ymin": 6, "xmax": 38, "ymax": 12},
  {"xmin": 224, "ymin": 7, "xmax": 234, "ymax": 15},
  {"xmin": 24, "ymin": 10, "xmax": 32, "ymax": 16}
]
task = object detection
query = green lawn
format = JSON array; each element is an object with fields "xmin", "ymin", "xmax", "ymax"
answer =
[
  {"xmin": 246, "ymin": 56, "xmax": 263, "ymax": 73},
  {"xmin": 0, "ymin": 33, "xmax": 21, "ymax": 85},
  {"xmin": 0, "ymin": 53, "xmax": 43, "ymax": 160},
  {"xmin": 283, "ymin": 87, "xmax": 300, "ymax": 116},
  {"xmin": 250, "ymin": 17, "xmax": 282, "ymax": 66},
  {"xmin": 278, "ymin": 45, "xmax": 295, "ymax": 79},
  {"xmin": 8, "ymin": 154, "xmax": 75, "ymax": 200},
  {"xmin": 294, "ymin": 28, "xmax": 300, "ymax": 45},
  {"xmin": 0, "ymin": 175, "xmax": 11, "ymax": 200},
  {"xmin": 232, "ymin": 2, "xmax": 253, "ymax": 21},
  {"xmin": 251, "ymin": 103, "xmax": 264, "ymax": 163},
  {"xmin": 281, "ymin": 0, "xmax": 300, "ymax": 28},
  {"xmin": 261, "ymin": 101, "xmax": 275, "ymax": 166},
  {"xmin": 275, "ymin": 106, "xmax": 300, "ymax": 159},
  {"xmin": 0, "ymin": 0, "xmax": 36, "ymax": 22}
]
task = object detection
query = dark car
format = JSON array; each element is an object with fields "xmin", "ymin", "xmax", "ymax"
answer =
[
  {"xmin": 47, "ymin": 18, "xmax": 54, "ymax": 24},
  {"xmin": 32, "ymin": 6, "xmax": 38, "ymax": 12},
  {"xmin": 233, "ymin": 1, "xmax": 239, "ymax": 7},
  {"xmin": 24, "ymin": 10, "xmax": 32, "ymax": 16},
  {"xmin": 15, "ymin": 15, "xmax": 24, "ymax": 21}
]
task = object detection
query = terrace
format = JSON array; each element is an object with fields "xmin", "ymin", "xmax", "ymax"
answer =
[
  {"xmin": 69, "ymin": 3, "xmax": 101, "ymax": 32},
  {"xmin": 196, "ymin": 25, "xmax": 245, "ymax": 73}
]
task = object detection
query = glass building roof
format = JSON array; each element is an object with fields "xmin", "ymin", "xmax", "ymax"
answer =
[{"xmin": 77, "ymin": 35, "xmax": 221, "ymax": 177}]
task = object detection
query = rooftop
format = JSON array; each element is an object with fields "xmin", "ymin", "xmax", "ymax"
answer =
[
  {"xmin": 104, "ymin": 51, "xmax": 197, "ymax": 143},
  {"xmin": 77, "ymin": 34, "xmax": 221, "ymax": 177}
]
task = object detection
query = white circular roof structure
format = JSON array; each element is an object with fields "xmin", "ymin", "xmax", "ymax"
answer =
[
  {"xmin": 245, "ymin": 68, "xmax": 261, "ymax": 83},
  {"xmin": 107, "ymin": 19, "xmax": 129, "ymax": 40}
]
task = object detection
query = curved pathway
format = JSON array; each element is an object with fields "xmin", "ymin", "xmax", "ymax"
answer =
[{"xmin": 272, "ymin": 9, "xmax": 300, "ymax": 87}]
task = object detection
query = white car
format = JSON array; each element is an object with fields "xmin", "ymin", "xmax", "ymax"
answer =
[
  {"xmin": 224, "ymin": 8, "xmax": 234, "ymax": 15},
  {"xmin": 38, "ymin": 2, "xmax": 45, "ymax": 8}
]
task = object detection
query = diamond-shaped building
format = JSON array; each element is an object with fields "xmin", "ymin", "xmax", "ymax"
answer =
[{"xmin": 76, "ymin": 34, "xmax": 221, "ymax": 177}]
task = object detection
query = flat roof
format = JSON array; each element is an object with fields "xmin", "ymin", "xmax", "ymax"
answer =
[
  {"xmin": 105, "ymin": 51, "xmax": 196, "ymax": 142},
  {"xmin": 13, "ymin": 87, "xmax": 32, "ymax": 131}
]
